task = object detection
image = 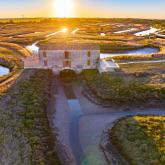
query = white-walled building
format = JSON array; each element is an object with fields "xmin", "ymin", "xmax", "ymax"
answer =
[
  {"xmin": 24, "ymin": 43, "xmax": 120, "ymax": 73},
  {"xmin": 24, "ymin": 43, "xmax": 100, "ymax": 73}
]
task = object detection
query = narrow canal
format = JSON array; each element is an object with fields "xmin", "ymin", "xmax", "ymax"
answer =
[
  {"xmin": 100, "ymin": 46, "xmax": 159, "ymax": 59},
  {"xmin": 52, "ymin": 76, "xmax": 165, "ymax": 165},
  {"xmin": 63, "ymin": 83, "xmax": 84, "ymax": 164},
  {"xmin": 0, "ymin": 66, "xmax": 10, "ymax": 76}
]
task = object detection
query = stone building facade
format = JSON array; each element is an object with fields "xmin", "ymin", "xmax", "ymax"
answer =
[{"xmin": 24, "ymin": 43, "xmax": 100, "ymax": 73}]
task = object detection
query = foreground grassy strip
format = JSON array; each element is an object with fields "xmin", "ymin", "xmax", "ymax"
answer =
[
  {"xmin": 105, "ymin": 54, "xmax": 164, "ymax": 63},
  {"xmin": 110, "ymin": 116, "xmax": 165, "ymax": 165},
  {"xmin": 83, "ymin": 70, "xmax": 165, "ymax": 105},
  {"xmin": 120, "ymin": 62, "xmax": 165, "ymax": 73},
  {"xmin": 0, "ymin": 69, "xmax": 61, "ymax": 165}
]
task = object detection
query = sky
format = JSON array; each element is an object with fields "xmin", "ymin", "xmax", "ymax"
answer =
[{"xmin": 0, "ymin": 0, "xmax": 164, "ymax": 19}]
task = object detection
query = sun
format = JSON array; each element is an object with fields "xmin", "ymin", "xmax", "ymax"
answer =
[
  {"xmin": 61, "ymin": 27, "xmax": 68, "ymax": 33},
  {"xmin": 54, "ymin": 0, "xmax": 74, "ymax": 18}
]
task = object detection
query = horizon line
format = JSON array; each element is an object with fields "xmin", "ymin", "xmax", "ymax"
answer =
[{"xmin": 0, "ymin": 17, "xmax": 164, "ymax": 20}]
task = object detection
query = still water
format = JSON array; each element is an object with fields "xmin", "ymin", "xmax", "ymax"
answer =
[
  {"xmin": 100, "ymin": 47, "xmax": 159, "ymax": 59},
  {"xmin": 0, "ymin": 66, "xmax": 10, "ymax": 77}
]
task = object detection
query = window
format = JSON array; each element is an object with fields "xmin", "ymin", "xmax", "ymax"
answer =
[
  {"xmin": 43, "ymin": 51, "xmax": 47, "ymax": 58},
  {"xmin": 44, "ymin": 59, "xmax": 48, "ymax": 66},
  {"xmin": 64, "ymin": 51, "xmax": 70, "ymax": 59},
  {"xmin": 87, "ymin": 50, "xmax": 91, "ymax": 66},
  {"xmin": 88, "ymin": 51, "xmax": 91, "ymax": 57},
  {"xmin": 77, "ymin": 65, "xmax": 83, "ymax": 69},
  {"xmin": 64, "ymin": 51, "xmax": 71, "ymax": 67},
  {"xmin": 64, "ymin": 61, "xmax": 71, "ymax": 67},
  {"xmin": 87, "ymin": 60, "xmax": 91, "ymax": 66}
]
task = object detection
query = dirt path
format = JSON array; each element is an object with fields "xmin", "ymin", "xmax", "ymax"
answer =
[{"xmin": 50, "ymin": 76, "xmax": 165, "ymax": 165}]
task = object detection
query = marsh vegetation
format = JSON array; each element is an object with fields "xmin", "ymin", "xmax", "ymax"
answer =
[
  {"xmin": 83, "ymin": 64, "xmax": 165, "ymax": 106},
  {"xmin": 0, "ymin": 18, "xmax": 164, "ymax": 165},
  {"xmin": 110, "ymin": 116, "xmax": 165, "ymax": 165},
  {"xmin": 0, "ymin": 69, "xmax": 61, "ymax": 165}
]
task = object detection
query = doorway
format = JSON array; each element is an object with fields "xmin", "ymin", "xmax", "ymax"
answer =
[{"xmin": 64, "ymin": 51, "xmax": 71, "ymax": 68}]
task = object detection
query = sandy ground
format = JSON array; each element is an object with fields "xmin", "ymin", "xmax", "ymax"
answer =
[
  {"xmin": 51, "ymin": 76, "xmax": 165, "ymax": 165},
  {"xmin": 47, "ymin": 76, "xmax": 76, "ymax": 165}
]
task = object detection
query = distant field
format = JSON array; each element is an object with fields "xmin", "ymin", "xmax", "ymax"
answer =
[
  {"xmin": 110, "ymin": 116, "xmax": 165, "ymax": 165},
  {"xmin": 0, "ymin": 18, "xmax": 164, "ymax": 51},
  {"xmin": 0, "ymin": 17, "xmax": 164, "ymax": 24}
]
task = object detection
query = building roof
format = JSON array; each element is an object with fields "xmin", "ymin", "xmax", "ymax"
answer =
[{"xmin": 39, "ymin": 43, "xmax": 100, "ymax": 51}]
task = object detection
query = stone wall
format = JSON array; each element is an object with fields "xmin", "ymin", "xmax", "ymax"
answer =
[
  {"xmin": 23, "ymin": 55, "xmax": 41, "ymax": 68},
  {"xmin": 39, "ymin": 49, "xmax": 100, "ymax": 72},
  {"xmin": 24, "ymin": 49, "xmax": 100, "ymax": 73}
]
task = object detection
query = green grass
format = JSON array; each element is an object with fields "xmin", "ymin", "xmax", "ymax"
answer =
[
  {"xmin": 110, "ymin": 116, "xmax": 165, "ymax": 165},
  {"xmin": 0, "ymin": 42, "xmax": 32, "ymax": 95},
  {"xmin": 0, "ymin": 48, "xmax": 23, "ymax": 94},
  {"xmin": 1, "ymin": 69, "xmax": 61, "ymax": 165},
  {"xmin": 99, "ymin": 43, "xmax": 144, "ymax": 53},
  {"xmin": 0, "ymin": 42, "xmax": 31, "ymax": 57},
  {"xmin": 108, "ymin": 54, "xmax": 158, "ymax": 62},
  {"xmin": 120, "ymin": 62, "xmax": 165, "ymax": 73},
  {"xmin": 18, "ymin": 70, "xmax": 60, "ymax": 164},
  {"xmin": 82, "ymin": 70, "xmax": 165, "ymax": 105}
]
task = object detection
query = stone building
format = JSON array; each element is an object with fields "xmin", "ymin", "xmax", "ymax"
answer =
[
  {"xmin": 24, "ymin": 43, "xmax": 120, "ymax": 73},
  {"xmin": 24, "ymin": 43, "xmax": 100, "ymax": 73}
]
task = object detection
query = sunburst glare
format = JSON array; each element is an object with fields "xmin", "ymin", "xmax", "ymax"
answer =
[{"xmin": 54, "ymin": 0, "xmax": 74, "ymax": 18}]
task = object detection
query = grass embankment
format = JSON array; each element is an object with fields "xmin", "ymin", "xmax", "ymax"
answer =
[
  {"xmin": 0, "ymin": 69, "xmax": 61, "ymax": 165},
  {"xmin": 99, "ymin": 43, "xmax": 143, "ymax": 53},
  {"xmin": 0, "ymin": 47, "xmax": 23, "ymax": 94},
  {"xmin": 0, "ymin": 42, "xmax": 31, "ymax": 57},
  {"xmin": 105, "ymin": 55, "xmax": 159, "ymax": 63},
  {"xmin": 120, "ymin": 62, "xmax": 165, "ymax": 73},
  {"xmin": 82, "ymin": 69, "xmax": 165, "ymax": 105},
  {"xmin": 0, "ymin": 41, "xmax": 32, "ymax": 95},
  {"xmin": 110, "ymin": 116, "xmax": 165, "ymax": 165}
]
